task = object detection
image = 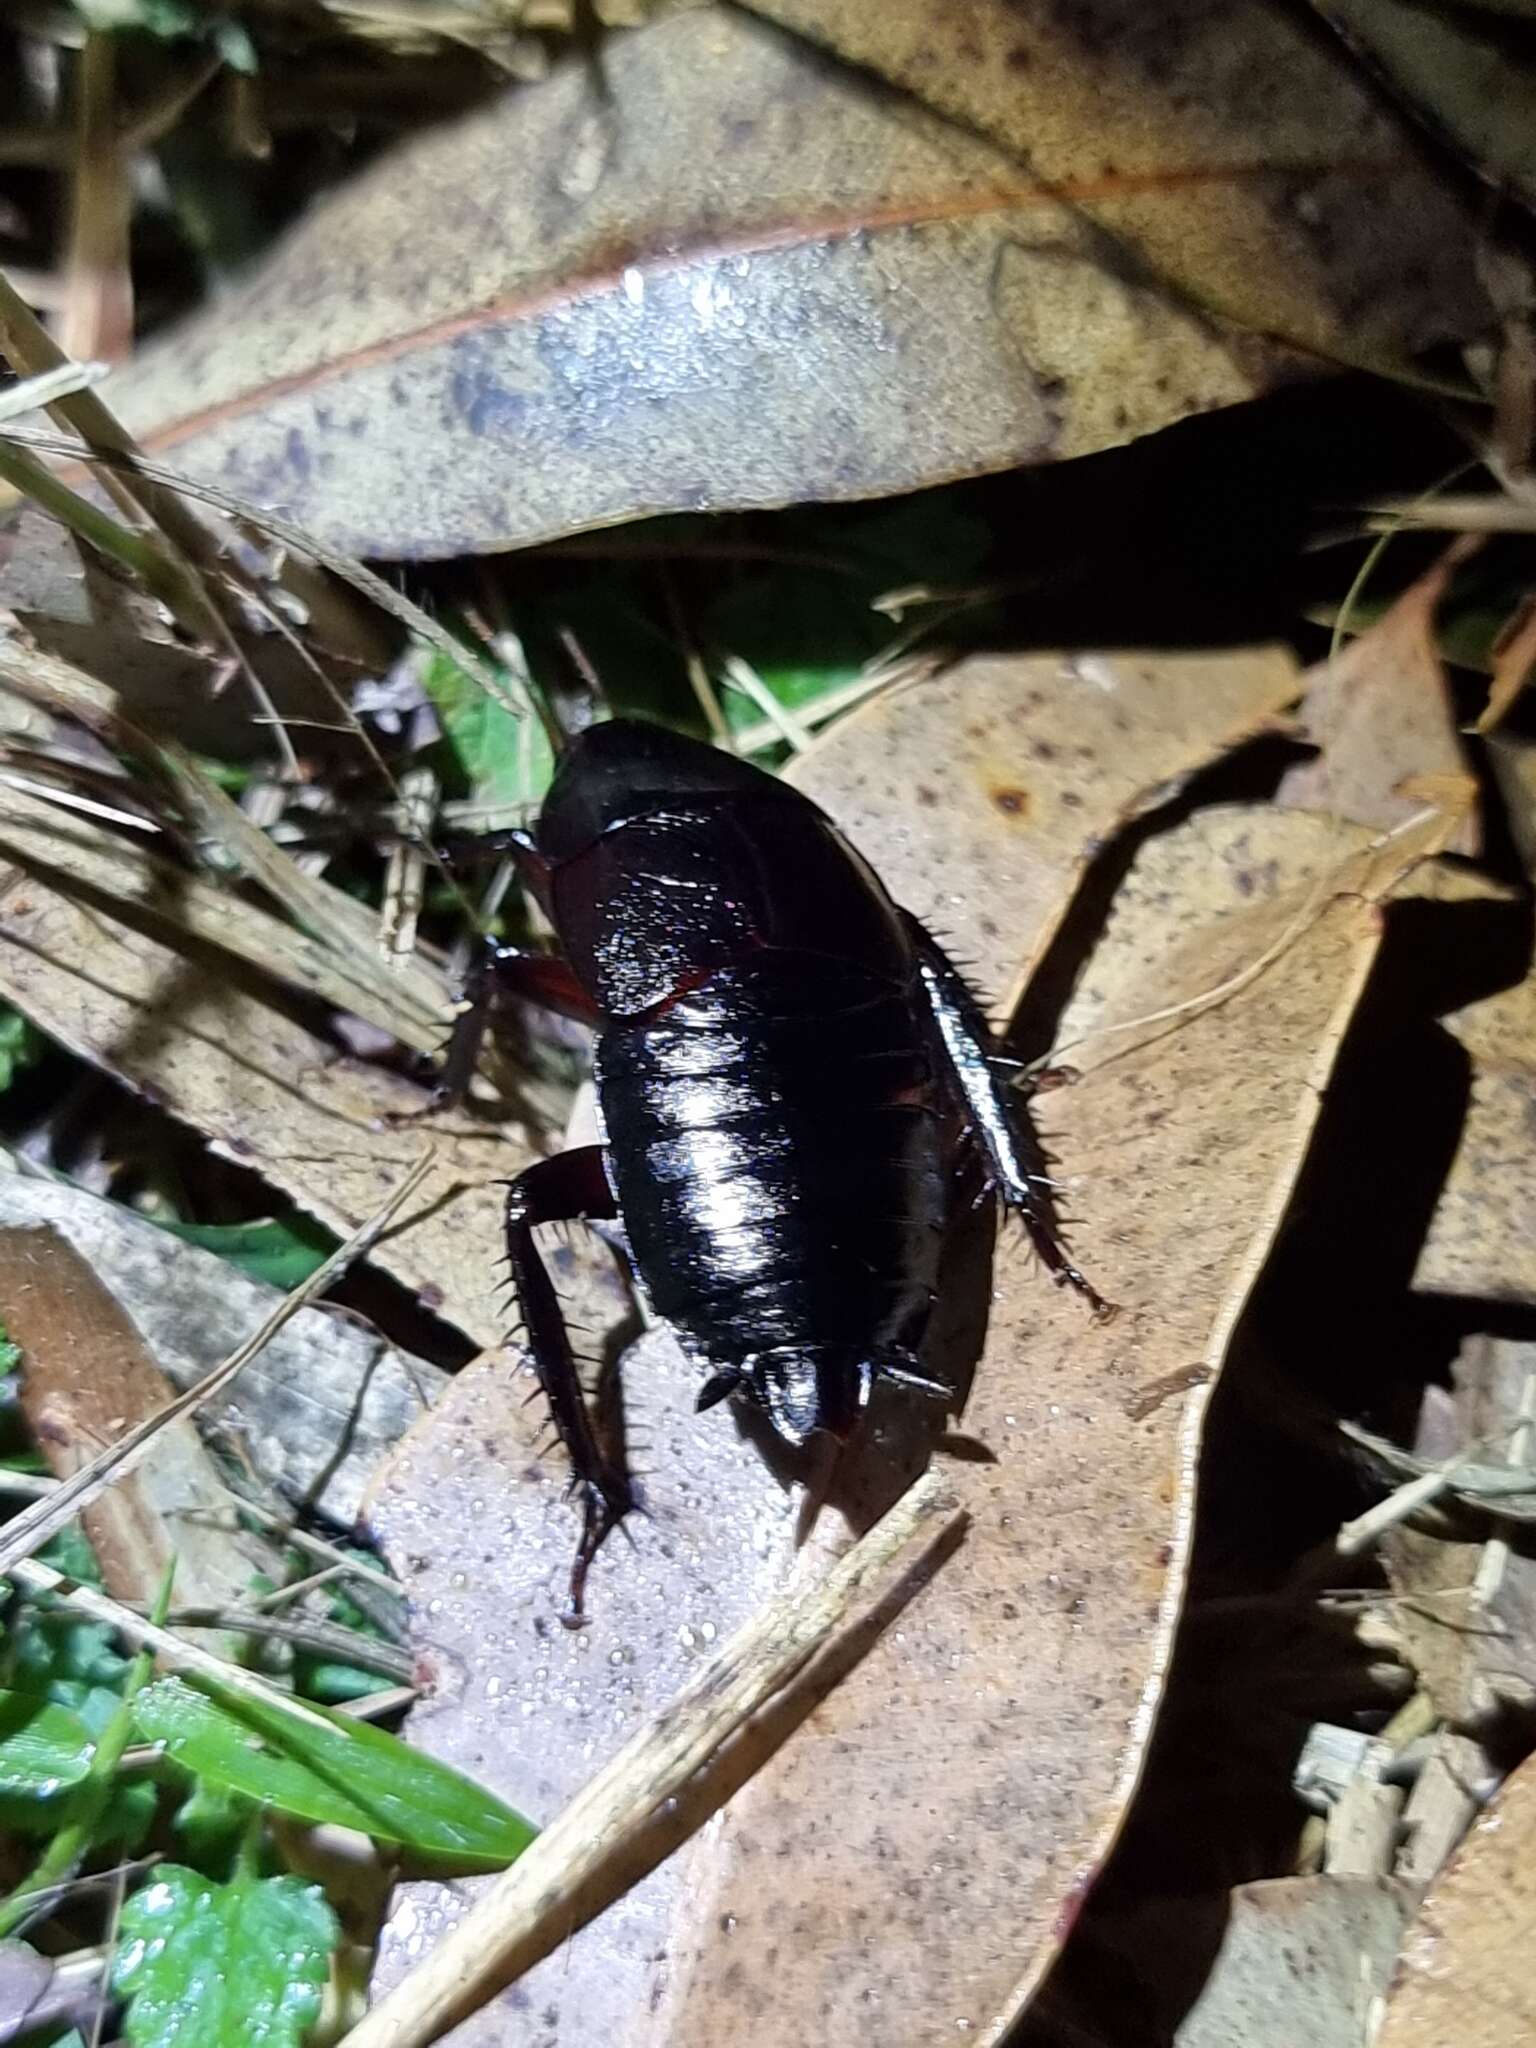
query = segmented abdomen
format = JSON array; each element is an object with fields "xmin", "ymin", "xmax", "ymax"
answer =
[{"xmin": 596, "ymin": 954, "xmax": 943, "ymax": 1367}]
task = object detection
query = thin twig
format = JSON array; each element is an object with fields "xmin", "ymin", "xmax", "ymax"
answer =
[
  {"xmin": 90, "ymin": 1602, "xmax": 414, "ymax": 1682},
  {"xmin": 1, "ymin": 424, "xmax": 513, "ymax": 707},
  {"xmin": 185, "ymin": 1500, "xmax": 403, "ymax": 1598},
  {"xmin": 1337, "ymin": 1434, "xmax": 1505, "ymax": 1558},
  {"xmin": 10, "ymin": 1554, "xmax": 336, "ymax": 1734}
]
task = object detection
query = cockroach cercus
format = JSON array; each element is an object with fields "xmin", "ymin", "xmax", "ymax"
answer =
[{"xmin": 429, "ymin": 718, "xmax": 1109, "ymax": 1623}]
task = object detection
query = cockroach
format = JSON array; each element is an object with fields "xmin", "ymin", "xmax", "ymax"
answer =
[{"xmin": 433, "ymin": 718, "xmax": 1107, "ymax": 1623}]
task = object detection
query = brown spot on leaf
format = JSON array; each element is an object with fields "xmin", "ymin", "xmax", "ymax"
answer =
[{"xmin": 990, "ymin": 785, "xmax": 1030, "ymax": 820}]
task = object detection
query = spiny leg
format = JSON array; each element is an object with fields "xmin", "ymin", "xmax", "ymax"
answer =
[
  {"xmin": 504, "ymin": 1145, "xmax": 632, "ymax": 1624},
  {"xmin": 904, "ymin": 911, "xmax": 1113, "ymax": 1318}
]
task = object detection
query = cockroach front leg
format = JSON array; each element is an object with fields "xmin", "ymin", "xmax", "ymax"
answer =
[
  {"xmin": 904, "ymin": 913, "xmax": 1113, "ymax": 1319},
  {"xmin": 503, "ymin": 1145, "xmax": 633, "ymax": 1625},
  {"xmin": 426, "ymin": 938, "xmax": 601, "ymax": 1114}
]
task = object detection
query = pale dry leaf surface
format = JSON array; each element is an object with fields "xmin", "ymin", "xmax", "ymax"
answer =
[
  {"xmin": 0, "ymin": 1226, "xmax": 284, "ymax": 1645},
  {"xmin": 1277, "ymin": 547, "xmax": 1478, "ymax": 854},
  {"xmin": 741, "ymin": 0, "xmax": 1489, "ymax": 361},
  {"xmin": 1375, "ymin": 1749, "xmax": 1536, "ymax": 2048},
  {"xmin": 0, "ymin": 1174, "xmax": 445, "ymax": 1525},
  {"xmin": 1178, "ymin": 1879, "xmax": 1413, "ymax": 2047},
  {"xmin": 93, "ymin": 8, "xmax": 1405, "ymax": 559},
  {"xmin": 0, "ymin": 859, "xmax": 531, "ymax": 1346},
  {"xmin": 788, "ymin": 642, "xmax": 1302, "ymax": 1019},
  {"xmin": 365, "ymin": 1329, "xmax": 808, "ymax": 2044},
  {"xmin": 364, "ymin": 764, "xmax": 1425, "ymax": 2044},
  {"xmin": 1051, "ymin": 800, "xmax": 1474, "ymax": 1065}
]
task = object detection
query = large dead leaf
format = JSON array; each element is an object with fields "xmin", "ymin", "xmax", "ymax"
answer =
[
  {"xmin": 1375, "ymin": 1749, "xmax": 1536, "ymax": 2048},
  {"xmin": 1277, "ymin": 546, "xmax": 1479, "ymax": 855},
  {"xmin": 0, "ymin": 857, "xmax": 538, "ymax": 1349},
  {"xmin": 0, "ymin": 1175, "xmax": 445, "ymax": 1524},
  {"xmin": 366, "ymin": 755, "xmax": 1447, "ymax": 2042},
  {"xmin": 789, "ymin": 643, "xmax": 1302, "ymax": 1019},
  {"xmin": 91, "ymin": 7, "xmax": 1486, "ymax": 559}
]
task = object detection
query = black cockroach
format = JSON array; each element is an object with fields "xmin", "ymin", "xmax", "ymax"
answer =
[{"xmin": 433, "ymin": 718, "xmax": 1107, "ymax": 1622}]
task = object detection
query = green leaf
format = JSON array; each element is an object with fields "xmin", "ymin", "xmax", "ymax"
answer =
[
  {"xmin": 134, "ymin": 1677, "xmax": 536, "ymax": 1873},
  {"xmin": 171, "ymin": 1775, "xmax": 257, "ymax": 1874},
  {"xmin": 421, "ymin": 646, "xmax": 553, "ymax": 815},
  {"xmin": 0, "ymin": 1010, "xmax": 41, "ymax": 1094},
  {"xmin": 704, "ymin": 495, "xmax": 995, "ymax": 725},
  {"xmin": 6, "ymin": 1529, "xmax": 157, "ymax": 1847},
  {"xmin": 0, "ymin": 1691, "xmax": 95, "ymax": 1805},
  {"xmin": 153, "ymin": 1214, "xmax": 335, "ymax": 1291},
  {"xmin": 113, "ymin": 1864, "xmax": 338, "ymax": 2048}
]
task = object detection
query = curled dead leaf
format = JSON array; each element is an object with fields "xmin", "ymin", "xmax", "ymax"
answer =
[{"xmin": 1278, "ymin": 543, "xmax": 1479, "ymax": 855}]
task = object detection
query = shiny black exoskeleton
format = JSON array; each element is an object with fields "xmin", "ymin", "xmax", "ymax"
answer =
[{"xmin": 435, "ymin": 719, "xmax": 1106, "ymax": 1621}]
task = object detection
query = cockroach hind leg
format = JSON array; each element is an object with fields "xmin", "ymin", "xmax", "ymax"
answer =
[{"xmin": 560, "ymin": 1470, "xmax": 636, "ymax": 1629}]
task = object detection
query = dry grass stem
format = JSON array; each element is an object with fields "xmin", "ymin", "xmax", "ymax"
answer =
[{"xmin": 0, "ymin": 360, "xmax": 108, "ymax": 424}]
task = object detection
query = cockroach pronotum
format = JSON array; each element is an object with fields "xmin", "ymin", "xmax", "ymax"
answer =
[{"xmin": 432, "ymin": 718, "xmax": 1108, "ymax": 1621}]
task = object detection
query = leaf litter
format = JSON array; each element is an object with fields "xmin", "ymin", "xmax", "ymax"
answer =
[
  {"xmin": 0, "ymin": 17, "xmax": 1533, "ymax": 2037},
  {"xmin": 362, "ymin": 651, "xmax": 1467, "ymax": 2045}
]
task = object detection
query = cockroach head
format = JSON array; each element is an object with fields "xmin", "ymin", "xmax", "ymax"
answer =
[
  {"xmin": 538, "ymin": 716, "xmax": 788, "ymax": 863},
  {"xmin": 699, "ymin": 1347, "xmax": 952, "ymax": 1449}
]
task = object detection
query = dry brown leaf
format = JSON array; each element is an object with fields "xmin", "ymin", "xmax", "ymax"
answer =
[
  {"xmin": 0, "ymin": 775, "xmax": 444, "ymax": 1053},
  {"xmin": 1479, "ymin": 593, "xmax": 1536, "ymax": 735},
  {"xmin": 0, "ymin": 1173, "xmax": 445, "ymax": 1525},
  {"xmin": 0, "ymin": 638, "xmax": 450, "ymax": 1050},
  {"xmin": 788, "ymin": 642, "xmax": 1302, "ymax": 1021},
  {"xmin": 1375, "ymin": 1749, "xmax": 1536, "ymax": 2048},
  {"xmin": 0, "ymin": 1224, "xmax": 282, "ymax": 1638},
  {"xmin": 1416, "ymin": 970, "xmax": 1536, "ymax": 1303},
  {"xmin": 1278, "ymin": 546, "xmax": 1478, "ymax": 853},
  {"xmin": 88, "ymin": 7, "xmax": 1485, "ymax": 559},
  {"xmin": 352, "ymin": 1467, "xmax": 962, "ymax": 2048},
  {"xmin": 365, "ymin": 779, "xmax": 1443, "ymax": 2044},
  {"xmin": 741, "ymin": 0, "xmax": 1487, "ymax": 361},
  {"xmin": 0, "ymin": 520, "xmax": 248, "ymax": 758},
  {"xmin": 0, "ymin": 859, "xmax": 535, "ymax": 1347}
]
